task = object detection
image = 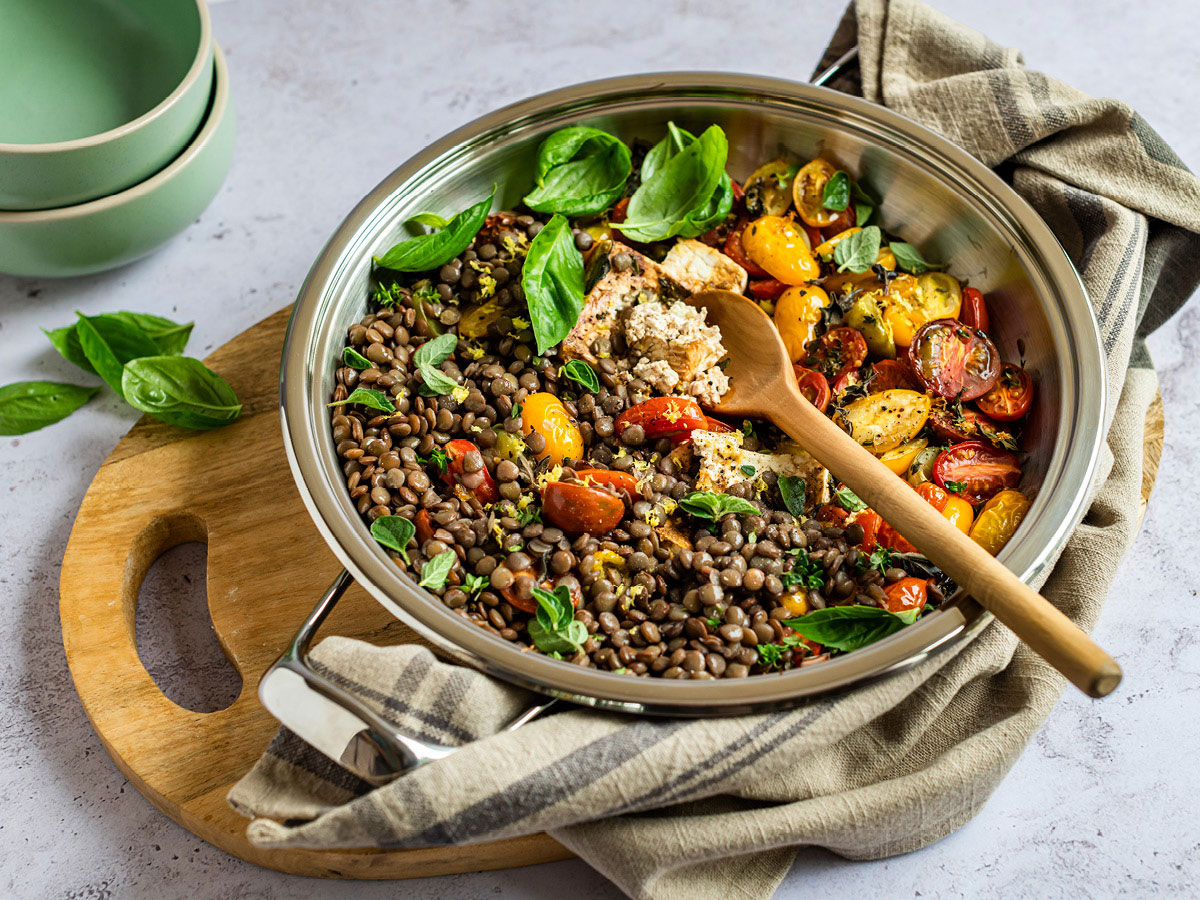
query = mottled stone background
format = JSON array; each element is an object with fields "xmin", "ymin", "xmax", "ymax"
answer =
[{"xmin": 1, "ymin": 1, "xmax": 1196, "ymax": 897}]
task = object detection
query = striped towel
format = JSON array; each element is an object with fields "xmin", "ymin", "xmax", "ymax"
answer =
[{"xmin": 228, "ymin": 2, "xmax": 1200, "ymax": 897}]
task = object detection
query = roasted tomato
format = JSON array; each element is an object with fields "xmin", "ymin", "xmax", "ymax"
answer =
[
  {"xmin": 441, "ymin": 438, "xmax": 499, "ymax": 503},
  {"xmin": 933, "ymin": 440, "xmax": 1021, "ymax": 505},
  {"xmin": 741, "ymin": 158, "xmax": 795, "ymax": 217},
  {"xmin": 906, "ymin": 445, "xmax": 941, "ymax": 487},
  {"xmin": 748, "ymin": 278, "xmax": 789, "ymax": 300},
  {"xmin": 793, "ymin": 365, "xmax": 831, "ymax": 413},
  {"xmin": 541, "ymin": 480, "xmax": 625, "ymax": 535},
  {"xmin": 927, "ymin": 399, "xmax": 1000, "ymax": 444},
  {"xmin": 976, "ymin": 363, "xmax": 1034, "ymax": 421},
  {"xmin": 723, "ymin": 218, "xmax": 770, "ymax": 278},
  {"xmin": 869, "ymin": 358, "xmax": 921, "ymax": 393},
  {"xmin": 882, "ymin": 577, "xmax": 929, "ymax": 614},
  {"xmin": 969, "ymin": 489, "xmax": 1031, "ymax": 555},
  {"xmin": 844, "ymin": 291, "xmax": 896, "ymax": 359},
  {"xmin": 908, "ymin": 318, "xmax": 1000, "ymax": 401},
  {"xmin": 879, "ymin": 437, "xmax": 928, "ymax": 475},
  {"xmin": 741, "ymin": 215, "xmax": 820, "ymax": 284},
  {"xmin": 802, "ymin": 326, "xmax": 868, "ymax": 380},
  {"xmin": 617, "ymin": 396, "xmax": 708, "ymax": 439},
  {"xmin": 521, "ymin": 392, "xmax": 583, "ymax": 464},
  {"xmin": 576, "ymin": 468, "xmax": 642, "ymax": 499},
  {"xmin": 792, "ymin": 158, "xmax": 841, "ymax": 228},
  {"xmin": 609, "ymin": 197, "xmax": 630, "ymax": 224},
  {"xmin": 833, "ymin": 389, "xmax": 931, "ymax": 454},
  {"xmin": 878, "ymin": 521, "xmax": 917, "ymax": 554},
  {"xmin": 504, "ymin": 572, "xmax": 584, "ymax": 615},
  {"xmin": 883, "ymin": 272, "xmax": 962, "ymax": 348},
  {"xmin": 820, "ymin": 204, "xmax": 856, "ymax": 239},
  {"xmin": 851, "ymin": 509, "xmax": 883, "ymax": 552},
  {"xmin": 915, "ymin": 481, "xmax": 974, "ymax": 533},
  {"xmin": 816, "ymin": 504, "xmax": 850, "ymax": 526},
  {"xmin": 774, "ymin": 284, "xmax": 832, "ymax": 362},
  {"xmin": 414, "ymin": 508, "xmax": 435, "ymax": 546},
  {"xmin": 831, "ymin": 366, "xmax": 863, "ymax": 397},
  {"xmin": 960, "ymin": 286, "xmax": 990, "ymax": 332}
]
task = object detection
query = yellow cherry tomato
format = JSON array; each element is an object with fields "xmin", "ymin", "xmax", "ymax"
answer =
[
  {"xmin": 942, "ymin": 496, "xmax": 975, "ymax": 534},
  {"xmin": 969, "ymin": 489, "xmax": 1031, "ymax": 555},
  {"xmin": 792, "ymin": 158, "xmax": 840, "ymax": 227},
  {"xmin": 780, "ymin": 591, "xmax": 809, "ymax": 617},
  {"xmin": 879, "ymin": 437, "xmax": 928, "ymax": 475},
  {"xmin": 742, "ymin": 158, "xmax": 796, "ymax": 217},
  {"xmin": 844, "ymin": 290, "xmax": 896, "ymax": 359},
  {"xmin": 773, "ymin": 285, "xmax": 831, "ymax": 362},
  {"xmin": 883, "ymin": 272, "xmax": 962, "ymax": 348},
  {"xmin": 521, "ymin": 392, "xmax": 583, "ymax": 464},
  {"xmin": 741, "ymin": 215, "xmax": 820, "ymax": 284},
  {"xmin": 821, "ymin": 247, "xmax": 897, "ymax": 296},
  {"xmin": 813, "ymin": 226, "xmax": 861, "ymax": 259},
  {"xmin": 833, "ymin": 389, "xmax": 931, "ymax": 454}
]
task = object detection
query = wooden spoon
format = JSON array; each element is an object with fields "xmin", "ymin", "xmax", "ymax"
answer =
[{"xmin": 689, "ymin": 289, "xmax": 1121, "ymax": 698}]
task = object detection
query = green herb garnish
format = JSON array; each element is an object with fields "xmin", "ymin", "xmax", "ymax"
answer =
[
  {"xmin": 522, "ymin": 213, "xmax": 585, "ymax": 355},
  {"xmin": 834, "ymin": 485, "xmax": 868, "ymax": 512},
  {"xmin": 461, "ymin": 572, "xmax": 489, "ymax": 599},
  {"xmin": 559, "ymin": 359, "xmax": 599, "ymax": 393},
  {"xmin": 851, "ymin": 181, "xmax": 878, "ymax": 226},
  {"xmin": 861, "ymin": 546, "xmax": 894, "ymax": 575},
  {"xmin": 74, "ymin": 312, "xmax": 160, "ymax": 398},
  {"xmin": 343, "ymin": 347, "xmax": 372, "ymax": 370},
  {"xmin": 121, "ymin": 356, "xmax": 242, "ymax": 429},
  {"xmin": 370, "ymin": 515, "xmax": 416, "ymax": 564},
  {"xmin": 678, "ymin": 492, "xmax": 759, "ymax": 520},
  {"xmin": 757, "ymin": 635, "xmax": 811, "ymax": 669},
  {"xmin": 784, "ymin": 605, "xmax": 920, "ymax": 653},
  {"xmin": 413, "ymin": 332, "xmax": 460, "ymax": 397},
  {"xmin": 821, "ymin": 171, "xmax": 850, "ymax": 211},
  {"xmin": 524, "ymin": 126, "xmax": 632, "ymax": 217},
  {"xmin": 527, "ymin": 584, "xmax": 587, "ymax": 656},
  {"xmin": 424, "ymin": 446, "xmax": 450, "ymax": 474},
  {"xmin": 418, "ymin": 550, "xmax": 457, "ymax": 590},
  {"xmin": 405, "ymin": 211, "xmax": 451, "ymax": 230},
  {"xmin": 781, "ymin": 552, "xmax": 826, "ymax": 592},
  {"xmin": 889, "ymin": 241, "xmax": 941, "ymax": 275},
  {"xmin": 832, "ymin": 226, "xmax": 881, "ymax": 274},
  {"xmin": 943, "ymin": 480, "xmax": 966, "ymax": 494},
  {"xmin": 778, "ymin": 475, "xmax": 807, "ymax": 520},
  {"xmin": 327, "ymin": 386, "xmax": 395, "ymax": 414},
  {"xmin": 375, "ymin": 186, "xmax": 495, "ymax": 272},
  {"xmin": 739, "ymin": 464, "xmax": 757, "ymax": 478}
]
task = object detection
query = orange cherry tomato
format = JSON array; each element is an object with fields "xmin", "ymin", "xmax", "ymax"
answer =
[
  {"xmin": 774, "ymin": 284, "xmax": 832, "ymax": 363},
  {"xmin": 504, "ymin": 572, "xmax": 584, "ymax": 615},
  {"xmin": 802, "ymin": 326, "xmax": 869, "ymax": 380},
  {"xmin": 415, "ymin": 509, "xmax": 435, "ymax": 546},
  {"xmin": 442, "ymin": 438, "xmax": 499, "ymax": 503},
  {"xmin": 969, "ymin": 489, "xmax": 1031, "ymax": 555},
  {"xmin": 976, "ymin": 363, "xmax": 1034, "ymax": 421},
  {"xmin": 882, "ymin": 577, "xmax": 929, "ymax": 614},
  {"xmin": 615, "ymin": 396, "xmax": 707, "ymax": 440},
  {"xmin": 521, "ymin": 392, "xmax": 584, "ymax": 464},
  {"xmin": 741, "ymin": 215, "xmax": 820, "ymax": 284},
  {"xmin": 748, "ymin": 278, "xmax": 789, "ymax": 299},
  {"xmin": 869, "ymin": 358, "xmax": 921, "ymax": 393},
  {"xmin": 723, "ymin": 218, "xmax": 770, "ymax": 278},
  {"xmin": 960, "ymin": 286, "xmax": 990, "ymax": 332},
  {"xmin": 816, "ymin": 504, "xmax": 850, "ymax": 526},
  {"xmin": 915, "ymin": 482, "xmax": 973, "ymax": 533},
  {"xmin": 878, "ymin": 521, "xmax": 918, "ymax": 554},
  {"xmin": 576, "ymin": 468, "xmax": 641, "ymax": 499},
  {"xmin": 851, "ymin": 509, "xmax": 883, "ymax": 552},
  {"xmin": 933, "ymin": 440, "xmax": 1021, "ymax": 505},
  {"xmin": 793, "ymin": 365, "xmax": 831, "ymax": 413},
  {"xmin": 541, "ymin": 480, "xmax": 625, "ymax": 536},
  {"xmin": 792, "ymin": 158, "xmax": 840, "ymax": 228}
]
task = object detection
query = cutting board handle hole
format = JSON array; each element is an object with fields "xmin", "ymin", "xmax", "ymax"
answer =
[{"xmin": 135, "ymin": 535, "xmax": 242, "ymax": 714}]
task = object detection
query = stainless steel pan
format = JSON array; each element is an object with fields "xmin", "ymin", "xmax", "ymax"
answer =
[{"xmin": 265, "ymin": 71, "xmax": 1106, "ymax": 783}]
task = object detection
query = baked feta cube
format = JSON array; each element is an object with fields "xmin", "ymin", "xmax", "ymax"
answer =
[{"xmin": 661, "ymin": 239, "xmax": 749, "ymax": 294}]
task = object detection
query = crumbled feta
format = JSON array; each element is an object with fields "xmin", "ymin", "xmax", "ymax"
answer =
[
  {"xmin": 686, "ymin": 366, "xmax": 730, "ymax": 409},
  {"xmin": 623, "ymin": 300, "xmax": 729, "ymax": 406},
  {"xmin": 691, "ymin": 430, "xmax": 831, "ymax": 509},
  {"xmin": 632, "ymin": 358, "xmax": 679, "ymax": 393},
  {"xmin": 660, "ymin": 239, "xmax": 748, "ymax": 294}
]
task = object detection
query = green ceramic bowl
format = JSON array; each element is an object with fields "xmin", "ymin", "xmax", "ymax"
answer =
[
  {"xmin": 0, "ymin": 0, "xmax": 213, "ymax": 211},
  {"xmin": 0, "ymin": 43, "xmax": 234, "ymax": 278}
]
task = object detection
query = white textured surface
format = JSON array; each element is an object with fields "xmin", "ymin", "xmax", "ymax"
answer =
[{"xmin": 1, "ymin": 1, "xmax": 1197, "ymax": 897}]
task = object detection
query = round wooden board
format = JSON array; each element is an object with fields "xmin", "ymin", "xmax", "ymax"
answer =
[
  {"xmin": 59, "ymin": 305, "xmax": 1164, "ymax": 879},
  {"xmin": 58, "ymin": 307, "xmax": 570, "ymax": 879}
]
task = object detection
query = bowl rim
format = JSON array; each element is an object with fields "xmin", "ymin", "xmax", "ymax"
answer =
[
  {"xmin": 0, "ymin": 0, "xmax": 212, "ymax": 155},
  {"xmin": 280, "ymin": 72, "xmax": 1108, "ymax": 714},
  {"xmin": 0, "ymin": 40, "xmax": 229, "ymax": 224}
]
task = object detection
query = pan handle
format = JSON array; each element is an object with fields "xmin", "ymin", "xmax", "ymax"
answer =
[{"xmin": 258, "ymin": 569, "xmax": 556, "ymax": 785}]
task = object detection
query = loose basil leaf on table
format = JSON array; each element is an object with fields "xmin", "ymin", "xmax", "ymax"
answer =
[
  {"xmin": 418, "ymin": 549, "xmax": 457, "ymax": 590},
  {"xmin": 784, "ymin": 605, "xmax": 920, "ymax": 653},
  {"xmin": 74, "ymin": 312, "xmax": 162, "ymax": 397},
  {"xmin": 527, "ymin": 584, "xmax": 587, "ymax": 656},
  {"xmin": 374, "ymin": 185, "xmax": 496, "ymax": 273},
  {"xmin": 370, "ymin": 515, "xmax": 416, "ymax": 564},
  {"xmin": 121, "ymin": 355, "xmax": 242, "ymax": 430},
  {"xmin": 524, "ymin": 126, "xmax": 632, "ymax": 217},
  {"xmin": 832, "ymin": 225, "xmax": 881, "ymax": 274},
  {"xmin": 821, "ymin": 170, "xmax": 851, "ymax": 211},
  {"xmin": 559, "ymin": 358, "xmax": 599, "ymax": 393},
  {"xmin": 889, "ymin": 241, "xmax": 942, "ymax": 275},
  {"xmin": 0, "ymin": 381, "xmax": 101, "ymax": 435},
  {"xmin": 46, "ymin": 312, "xmax": 192, "ymax": 375},
  {"xmin": 678, "ymin": 491, "xmax": 759, "ymax": 520},
  {"xmin": 522, "ymin": 213, "xmax": 584, "ymax": 355},
  {"xmin": 778, "ymin": 474, "xmax": 807, "ymax": 519},
  {"xmin": 44, "ymin": 325, "xmax": 97, "ymax": 374},
  {"xmin": 327, "ymin": 386, "xmax": 395, "ymax": 413},
  {"xmin": 412, "ymin": 332, "xmax": 461, "ymax": 396}
]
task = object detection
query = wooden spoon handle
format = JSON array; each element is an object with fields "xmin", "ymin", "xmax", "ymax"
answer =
[{"xmin": 772, "ymin": 382, "xmax": 1121, "ymax": 698}]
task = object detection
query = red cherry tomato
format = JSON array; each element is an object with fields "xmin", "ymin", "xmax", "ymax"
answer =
[
  {"xmin": 801, "ymin": 223, "xmax": 824, "ymax": 249},
  {"xmin": 723, "ymin": 218, "xmax": 770, "ymax": 278},
  {"xmin": 541, "ymin": 480, "xmax": 626, "ymax": 535},
  {"xmin": 960, "ymin": 287, "xmax": 990, "ymax": 332},
  {"xmin": 927, "ymin": 402, "xmax": 999, "ymax": 444},
  {"xmin": 609, "ymin": 197, "xmax": 630, "ymax": 224},
  {"xmin": 851, "ymin": 509, "xmax": 882, "ymax": 552},
  {"xmin": 868, "ymin": 359, "xmax": 921, "ymax": 393},
  {"xmin": 831, "ymin": 365, "xmax": 863, "ymax": 397},
  {"xmin": 793, "ymin": 365, "xmax": 831, "ymax": 413},
  {"xmin": 616, "ymin": 396, "xmax": 707, "ymax": 440},
  {"xmin": 668, "ymin": 413, "xmax": 736, "ymax": 447},
  {"xmin": 878, "ymin": 521, "xmax": 918, "ymax": 554},
  {"xmin": 441, "ymin": 438, "xmax": 498, "ymax": 503},
  {"xmin": 803, "ymin": 326, "xmax": 869, "ymax": 380},
  {"xmin": 414, "ymin": 509, "xmax": 435, "ymax": 546},
  {"xmin": 576, "ymin": 468, "xmax": 641, "ymax": 499},
  {"xmin": 908, "ymin": 318, "xmax": 1000, "ymax": 401},
  {"xmin": 882, "ymin": 577, "xmax": 929, "ymax": 614},
  {"xmin": 976, "ymin": 363, "xmax": 1034, "ymax": 421},
  {"xmin": 504, "ymin": 572, "xmax": 584, "ymax": 615},
  {"xmin": 748, "ymin": 278, "xmax": 789, "ymax": 300},
  {"xmin": 933, "ymin": 440, "xmax": 1021, "ymax": 505},
  {"xmin": 819, "ymin": 204, "xmax": 856, "ymax": 240},
  {"xmin": 816, "ymin": 504, "xmax": 850, "ymax": 526}
]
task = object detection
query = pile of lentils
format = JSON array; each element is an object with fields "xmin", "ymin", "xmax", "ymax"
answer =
[{"xmin": 330, "ymin": 212, "xmax": 945, "ymax": 679}]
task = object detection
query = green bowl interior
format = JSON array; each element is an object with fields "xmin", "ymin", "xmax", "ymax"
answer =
[{"xmin": 0, "ymin": 0, "xmax": 201, "ymax": 144}]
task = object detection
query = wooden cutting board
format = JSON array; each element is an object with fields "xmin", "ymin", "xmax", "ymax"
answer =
[{"xmin": 58, "ymin": 305, "xmax": 1164, "ymax": 879}]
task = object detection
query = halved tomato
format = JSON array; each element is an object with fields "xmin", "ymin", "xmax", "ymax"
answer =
[
  {"xmin": 915, "ymin": 481, "xmax": 974, "ymax": 533},
  {"xmin": 831, "ymin": 365, "xmax": 863, "ymax": 397},
  {"xmin": 723, "ymin": 218, "xmax": 770, "ymax": 278},
  {"xmin": 616, "ymin": 396, "xmax": 707, "ymax": 439},
  {"xmin": 869, "ymin": 359, "xmax": 921, "ymax": 393},
  {"xmin": 882, "ymin": 577, "xmax": 929, "ymax": 614},
  {"xmin": 880, "ymin": 437, "xmax": 928, "ymax": 475},
  {"xmin": 792, "ymin": 158, "xmax": 840, "ymax": 227},
  {"xmin": 802, "ymin": 326, "xmax": 868, "ymax": 380},
  {"xmin": 815, "ymin": 504, "xmax": 850, "ymax": 526},
  {"xmin": 908, "ymin": 318, "xmax": 1000, "ymax": 401},
  {"xmin": 541, "ymin": 480, "xmax": 625, "ymax": 535},
  {"xmin": 833, "ymin": 389, "xmax": 931, "ymax": 454},
  {"xmin": 850, "ymin": 509, "xmax": 882, "ymax": 552},
  {"xmin": 820, "ymin": 204, "xmax": 856, "ymax": 239},
  {"xmin": 976, "ymin": 363, "xmax": 1034, "ymax": 421},
  {"xmin": 793, "ymin": 365, "xmax": 831, "ymax": 413},
  {"xmin": 960, "ymin": 286, "xmax": 990, "ymax": 331},
  {"xmin": 741, "ymin": 159, "xmax": 795, "ymax": 218},
  {"xmin": 926, "ymin": 399, "xmax": 999, "ymax": 444},
  {"xmin": 877, "ymin": 521, "xmax": 918, "ymax": 554},
  {"xmin": 932, "ymin": 440, "xmax": 1021, "ymax": 505},
  {"xmin": 576, "ymin": 468, "xmax": 642, "ymax": 499},
  {"xmin": 969, "ymin": 489, "xmax": 1031, "ymax": 555},
  {"xmin": 748, "ymin": 279, "xmax": 789, "ymax": 300},
  {"xmin": 442, "ymin": 438, "xmax": 499, "ymax": 503},
  {"xmin": 884, "ymin": 272, "xmax": 962, "ymax": 348}
]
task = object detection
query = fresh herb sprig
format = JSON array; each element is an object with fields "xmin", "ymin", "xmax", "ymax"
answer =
[
  {"xmin": 413, "ymin": 332, "xmax": 460, "ymax": 396},
  {"xmin": 527, "ymin": 584, "xmax": 587, "ymax": 656},
  {"xmin": 375, "ymin": 186, "xmax": 496, "ymax": 273},
  {"xmin": 784, "ymin": 605, "xmax": 920, "ymax": 652},
  {"xmin": 678, "ymin": 492, "xmax": 759, "ymax": 521}
]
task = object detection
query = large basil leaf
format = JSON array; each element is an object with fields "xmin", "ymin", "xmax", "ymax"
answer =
[
  {"xmin": 44, "ymin": 325, "xmax": 96, "ymax": 374},
  {"xmin": 521, "ymin": 213, "xmax": 584, "ymax": 354},
  {"xmin": 524, "ymin": 126, "xmax": 631, "ymax": 217},
  {"xmin": 47, "ymin": 312, "xmax": 192, "ymax": 375},
  {"xmin": 642, "ymin": 124, "xmax": 733, "ymax": 235},
  {"xmin": 784, "ymin": 605, "xmax": 920, "ymax": 652},
  {"xmin": 75, "ymin": 313, "xmax": 161, "ymax": 397},
  {"xmin": 121, "ymin": 356, "xmax": 242, "ymax": 429},
  {"xmin": 0, "ymin": 381, "xmax": 100, "ymax": 435},
  {"xmin": 375, "ymin": 186, "xmax": 495, "ymax": 272}
]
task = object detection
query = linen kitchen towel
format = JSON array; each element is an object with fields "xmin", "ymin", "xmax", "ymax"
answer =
[{"xmin": 229, "ymin": 2, "xmax": 1200, "ymax": 898}]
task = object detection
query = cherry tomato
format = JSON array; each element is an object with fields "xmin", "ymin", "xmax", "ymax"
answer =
[
  {"xmin": 869, "ymin": 358, "xmax": 921, "ymax": 393},
  {"xmin": 792, "ymin": 158, "xmax": 840, "ymax": 228},
  {"xmin": 960, "ymin": 286, "xmax": 990, "ymax": 331},
  {"xmin": 915, "ymin": 482, "xmax": 974, "ymax": 533},
  {"xmin": 741, "ymin": 215, "xmax": 820, "ymax": 284},
  {"xmin": 879, "ymin": 437, "xmax": 928, "ymax": 475},
  {"xmin": 609, "ymin": 197, "xmax": 630, "ymax": 224},
  {"xmin": 414, "ymin": 509, "xmax": 435, "ymax": 546},
  {"xmin": 504, "ymin": 572, "xmax": 584, "ymax": 615},
  {"xmin": 820, "ymin": 204, "xmax": 857, "ymax": 239},
  {"xmin": 793, "ymin": 365, "xmax": 831, "ymax": 413},
  {"xmin": 541, "ymin": 480, "xmax": 625, "ymax": 535},
  {"xmin": 976, "ymin": 363, "xmax": 1034, "ymax": 421},
  {"xmin": 774, "ymin": 284, "xmax": 831, "ymax": 362},
  {"xmin": 723, "ymin": 218, "xmax": 769, "ymax": 278},
  {"xmin": 883, "ymin": 272, "xmax": 962, "ymax": 348},
  {"xmin": 522, "ymin": 392, "xmax": 584, "ymax": 464},
  {"xmin": 882, "ymin": 577, "xmax": 929, "ymax": 614},
  {"xmin": 851, "ymin": 509, "xmax": 882, "ymax": 552},
  {"xmin": 748, "ymin": 278, "xmax": 789, "ymax": 299},
  {"xmin": 816, "ymin": 504, "xmax": 850, "ymax": 526},
  {"xmin": 668, "ymin": 414, "xmax": 736, "ymax": 447},
  {"xmin": 576, "ymin": 468, "xmax": 641, "ymax": 499},
  {"xmin": 803, "ymin": 326, "xmax": 868, "ymax": 380},
  {"xmin": 878, "ymin": 521, "xmax": 917, "ymax": 554},
  {"xmin": 933, "ymin": 440, "xmax": 1021, "ymax": 505},
  {"xmin": 442, "ymin": 438, "xmax": 499, "ymax": 503},
  {"xmin": 616, "ymin": 396, "xmax": 707, "ymax": 440},
  {"xmin": 908, "ymin": 318, "xmax": 1000, "ymax": 401},
  {"xmin": 969, "ymin": 489, "xmax": 1031, "ymax": 555},
  {"xmin": 927, "ymin": 400, "xmax": 1000, "ymax": 445}
]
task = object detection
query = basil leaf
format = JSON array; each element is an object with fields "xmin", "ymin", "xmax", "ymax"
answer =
[
  {"xmin": 418, "ymin": 549, "xmax": 457, "ymax": 589},
  {"xmin": 108, "ymin": 312, "xmax": 193, "ymax": 355},
  {"xmin": 834, "ymin": 485, "xmax": 868, "ymax": 512},
  {"xmin": 413, "ymin": 332, "xmax": 460, "ymax": 396},
  {"xmin": 784, "ymin": 605, "xmax": 918, "ymax": 652},
  {"xmin": 615, "ymin": 124, "xmax": 729, "ymax": 243},
  {"xmin": 121, "ymin": 356, "xmax": 242, "ymax": 429},
  {"xmin": 889, "ymin": 241, "xmax": 942, "ymax": 275},
  {"xmin": 522, "ymin": 213, "xmax": 584, "ymax": 354},
  {"xmin": 0, "ymin": 381, "xmax": 100, "ymax": 435},
  {"xmin": 851, "ymin": 181, "xmax": 877, "ymax": 226},
  {"xmin": 44, "ymin": 325, "xmax": 96, "ymax": 374},
  {"xmin": 739, "ymin": 464, "xmax": 756, "ymax": 478},
  {"xmin": 832, "ymin": 226, "xmax": 881, "ymax": 274},
  {"xmin": 528, "ymin": 585, "xmax": 587, "ymax": 655},
  {"xmin": 559, "ymin": 359, "xmax": 599, "ymax": 393},
  {"xmin": 343, "ymin": 347, "xmax": 372, "ymax": 370},
  {"xmin": 821, "ymin": 171, "xmax": 850, "ymax": 211},
  {"xmin": 75, "ymin": 312, "xmax": 161, "ymax": 397},
  {"xmin": 640, "ymin": 121, "xmax": 691, "ymax": 180},
  {"xmin": 778, "ymin": 475, "xmax": 807, "ymax": 519},
  {"xmin": 678, "ymin": 491, "xmax": 759, "ymax": 520},
  {"xmin": 406, "ymin": 212, "xmax": 450, "ymax": 230},
  {"xmin": 375, "ymin": 186, "xmax": 495, "ymax": 272},
  {"xmin": 524, "ymin": 126, "xmax": 631, "ymax": 217},
  {"xmin": 370, "ymin": 515, "xmax": 416, "ymax": 564},
  {"xmin": 636, "ymin": 123, "xmax": 734, "ymax": 236},
  {"xmin": 327, "ymin": 386, "xmax": 395, "ymax": 413}
]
